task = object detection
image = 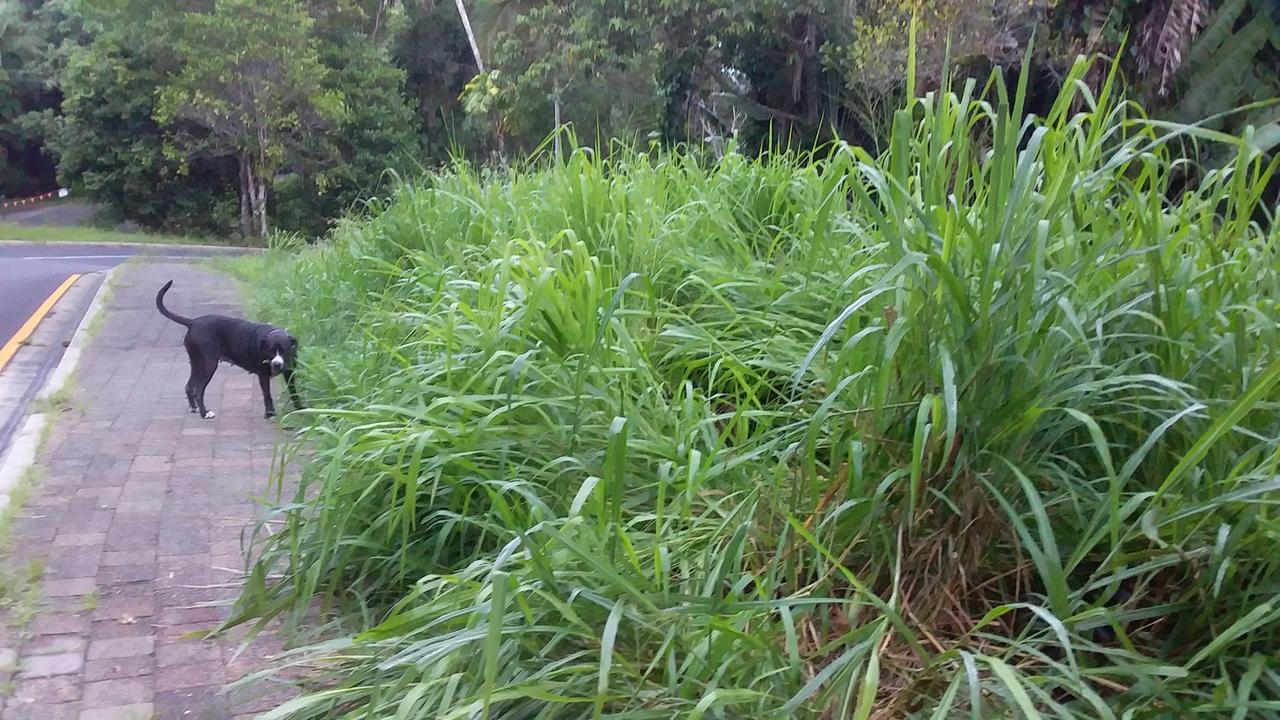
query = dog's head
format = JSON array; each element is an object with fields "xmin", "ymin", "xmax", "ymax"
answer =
[{"xmin": 261, "ymin": 329, "xmax": 298, "ymax": 376}]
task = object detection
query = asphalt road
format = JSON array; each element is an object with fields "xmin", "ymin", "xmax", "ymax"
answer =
[
  {"xmin": 0, "ymin": 243, "xmax": 238, "ymax": 344},
  {"xmin": 1, "ymin": 200, "xmax": 99, "ymax": 227}
]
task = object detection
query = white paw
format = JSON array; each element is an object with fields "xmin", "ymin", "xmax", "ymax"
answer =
[{"xmin": 202, "ymin": 411, "xmax": 217, "ymax": 419}]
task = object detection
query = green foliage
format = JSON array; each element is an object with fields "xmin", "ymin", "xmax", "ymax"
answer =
[
  {"xmin": 840, "ymin": 0, "xmax": 1048, "ymax": 89},
  {"xmin": 0, "ymin": 0, "xmax": 53, "ymax": 194},
  {"xmin": 39, "ymin": 0, "xmax": 423, "ymax": 238},
  {"xmin": 274, "ymin": 23, "xmax": 423, "ymax": 236},
  {"xmin": 228, "ymin": 58, "xmax": 1280, "ymax": 717},
  {"xmin": 1167, "ymin": 0, "xmax": 1280, "ymax": 163},
  {"xmin": 389, "ymin": 0, "xmax": 484, "ymax": 163},
  {"xmin": 17, "ymin": 0, "xmax": 1276, "ymax": 237},
  {"xmin": 155, "ymin": 0, "xmax": 344, "ymax": 237},
  {"xmin": 155, "ymin": 0, "xmax": 343, "ymax": 163},
  {"xmin": 50, "ymin": 33, "xmax": 237, "ymax": 233},
  {"xmin": 477, "ymin": 0, "xmax": 662, "ymax": 148},
  {"xmin": 0, "ymin": 0, "xmax": 98, "ymax": 194}
]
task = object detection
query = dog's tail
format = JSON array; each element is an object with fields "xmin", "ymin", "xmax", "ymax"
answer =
[{"xmin": 155, "ymin": 280, "xmax": 193, "ymax": 327}]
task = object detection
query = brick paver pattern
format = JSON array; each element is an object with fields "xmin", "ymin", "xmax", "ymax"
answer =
[{"xmin": 1, "ymin": 263, "xmax": 296, "ymax": 720}]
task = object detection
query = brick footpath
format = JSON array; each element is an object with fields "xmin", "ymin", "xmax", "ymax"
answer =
[{"xmin": 0, "ymin": 263, "xmax": 296, "ymax": 720}]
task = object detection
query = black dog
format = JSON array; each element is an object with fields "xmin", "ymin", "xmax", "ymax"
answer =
[{"xmin": 156, "ymin": 280, "xmax": 302, "ymax": 419}]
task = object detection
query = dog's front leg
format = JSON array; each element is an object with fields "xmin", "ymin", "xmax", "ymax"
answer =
[
  {"xmin": 283, "ymin": 368, "xmax": 304, "ymax": 410},
  {"xmin": 258, "ymin": 373, "xmax": 277, "ymax": 419}
]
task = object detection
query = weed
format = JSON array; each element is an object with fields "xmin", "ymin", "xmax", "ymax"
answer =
[
  {"xmin": 32, "ymin": 384, "xmax": 79, "ymax": 416},
  {"xmin": 225, "ymin": 56, "xmax": 1280, "ymax": 718}
]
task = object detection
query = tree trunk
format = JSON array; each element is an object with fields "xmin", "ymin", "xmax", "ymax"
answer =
[
  {"xmin": 237, "ymin": 154, "xmax": 253, "ymax": 238},
  {"xmin": 254, "ymin": 178, "xmax": 269, "ymax": 238},
  {"xmin": 553, "ymin": 82, "xmax": 562, "ymax": 159},
  {"xmin": 243, "ymin": 157, "xmax": 269, "ymax": 239},
  {"xmin": 801, "ymin": 14, "xmax": 818, "ymax": 126},
  {"xmin": 454, "ymin": 0, "xmax": 484, "ymax": 72},
  {"xmin": 453, "ymin": 0, "xmax": 507, "ymax": 163}
]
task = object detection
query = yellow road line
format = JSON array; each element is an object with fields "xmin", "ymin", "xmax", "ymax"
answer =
[{"xmin": 0, "ymin": 273, "xmax": 82, "ymax": 371}]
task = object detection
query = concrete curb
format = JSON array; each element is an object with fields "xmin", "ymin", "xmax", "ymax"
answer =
[
  {"xmin": 0, "ymin": 267, "xmax": 118, "ymax": 509},
  {"xmin": 0, "ymin": 241, "xmax": 262, "ymax": 254}
]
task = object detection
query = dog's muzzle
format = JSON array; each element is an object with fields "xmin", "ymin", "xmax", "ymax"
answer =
[{"xmin": 268, "ymin": 353, "xmax": 285, "ymax": 375}]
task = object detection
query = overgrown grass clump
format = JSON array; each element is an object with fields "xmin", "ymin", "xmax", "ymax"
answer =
[{"xmin": 233, "ymin": 59, "xmax": 1280, "ymax": 718}]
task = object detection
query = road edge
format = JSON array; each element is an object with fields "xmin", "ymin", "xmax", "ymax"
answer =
[
  {"xmin": 0, "ymin": 240, "xmax": 261, "ymax": 254},
  {"xmin": 0, "ymin": 267, "xmax": 118, "ymax": 509}
]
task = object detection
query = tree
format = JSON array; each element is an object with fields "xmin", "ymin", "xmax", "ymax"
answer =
[
  {"xmin": 389, "ymin": 1, "xmax": 481, "ymax": 164},
  {"xmin": 475, "ymin": 1, "xmax": 657, "ymax": 153},
  {"xmin": 274, "ymin": 3, "xmax": 424, "ymax": 236},
  {"xmin": 51, "ymin": 27, "xmax": 237, "ymax": 233},
  {"xmin": 156, "ymin": 0, "xmax": 344, "ymax": 237},
  {"xmin": 0, "ymin": 0, "xmax": 69, "ymax": 195}
]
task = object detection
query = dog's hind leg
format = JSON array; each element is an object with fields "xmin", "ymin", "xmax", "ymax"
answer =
[
  {"xmin": 183, "ymin": 339, "xmax": 202, "ymax": 413},
  {"xmin": 191, "ymin": 356, "xmax": 219, "ymax": 419},
  {"xmin": 258, "ymin": 372, "xmax": 277, "ymax": 419}
]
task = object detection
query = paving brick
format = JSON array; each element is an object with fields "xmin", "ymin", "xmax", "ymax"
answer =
[
  {"xmin": 158, "ymin": 623, "xmax": 219, "ymax": 644},
  {"xmin": 20, "ymin": 652, "xmax": 84, "ymax": 678},
  {"xmin": 29, "ymin": 495, "xmax": 71, "ymax": 509},
  {"xmin": 3, "ymin": 702, "xmax": 81, "ymax": 720},
  {"xmin": 81, "ymin": 677, "xmax": 153, "ymax": 708},
  {"xmin": 156, "ymin": 663, "xmax": 222, "ymax": 692},
  {"xmin": 156, "ymin": 606, "xmax": 222, "ymax": 626},
  {"xmin": 102, "ymin": 532, "xmax": 159, "ymax": 552},
  {"xmin": 67, "ymin": 497, "xmax": 106, "ymax": 516},
  {"xmin": 12, "ymin": 674, "xmax": 82, "ymax": 703},
  {"xmin": 26, "ymin": 634, "xmax": 88, "ymax": 656},
  {"xmin": 89, "ymin": 619, "xmax": 154, "ymax": 641},
  {"xmin": 77, "ymin": 703, "xmax": 154, "ymax": 720},
  {"xmin": 0, "ymin": 646, "xmax": 17, "ymax": 671},
  {"xmin": 12, "ymin": 519, "xmax": 58, "ymax": 543},
  {"xmin": 90, "ymin": 591, "xmax": 156, "ymax": 621},
  {"xmin": 43, "ymin": 578, "xmax": 97, "ymax": 598},
  {"xmin": 154, "ymin": 686, "xmax": 227, "ymax": 719},
  {"xmin": 53, "ymin": 533, "xmax": 108, "ymax": 547},
  {"xmin": 155, "ymin": 532, "xmax": 211, "ymax": 555},
  {"xmin": 224, "ymin": 684, "xmax": 297, "ymax": 713},
  {"xmin": 61, "ymin": 510, "xmax": 115, "ymax": 533},
  {"xmin": 99, "ymin": 549, "xmax": 156, "ymax": 567},
  {"xmin": 129, "ymin": 455, "xmax": 172, "ymax": 472},
  {"xmin": 156, "ymin": 640, "xmax": 221, "ymax": 668},
  {"xmin": 31, "ymin": 613, "xmax": 90, "ymax": 636},
  {"xmin": 82, "ymin": 655, "xmax": 155, "ymax": 683},
  {"xmin": 44, "ymin": 551, "xmax": 102, "ymax": 579},
  {"xmin": 79, "ymin": 472, "xmax": 127, "ymax": 489},
  {"xmin": 87, "ymin": 636, "xmax": 154, "ymax": 661},
  {"xmin": 175, "ymin": 448, "xmax": 213, "ymax": 467},
  {"xmin": 98, "ymin": 563, "xmax": 157, "ymax": 585},
  {"xmin": 114, "ymin": 501, "xmax": 164, "ymax": 515}
]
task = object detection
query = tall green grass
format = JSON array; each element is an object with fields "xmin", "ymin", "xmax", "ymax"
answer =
[{"xmin": 231, "ymin": 56, "xmax": 1280, "ymax": 718}]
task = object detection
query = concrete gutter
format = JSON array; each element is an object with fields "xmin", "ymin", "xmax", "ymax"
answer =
[
  {"xmin": 0, "ymin": 241, "xmax": 263, "ymax": 254},
  {"xmin": 0, "ymin": 267, "xmax": 118, "ymax": 510}
]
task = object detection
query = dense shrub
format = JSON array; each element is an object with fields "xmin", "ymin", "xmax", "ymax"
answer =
[
  {"xmin": 52, "ymin": 38, "xmax": 237, "ymax": 234},
  {"xmin": 232, "ymin": 59, "xmax": 1280, "ymax": 718}
]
